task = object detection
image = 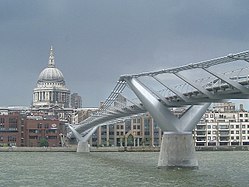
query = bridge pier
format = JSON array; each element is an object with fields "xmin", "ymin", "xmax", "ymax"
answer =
[
  {"xmin": 77, "ymin": 141, "xmax": 90, "ymax": 152},
  {"xmin": 158, "ymin": 132, "xmax": 198, "ymax": 169},
  {"xmin": 124, "ymin": 77, "xmax": 210, "ymax": 169}
]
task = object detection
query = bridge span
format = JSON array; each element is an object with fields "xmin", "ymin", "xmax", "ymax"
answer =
[{"xmin": 68, "ymin": 50, "xmax": 249, "ymax": 168}]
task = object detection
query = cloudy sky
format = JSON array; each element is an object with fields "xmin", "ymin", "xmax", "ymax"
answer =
[{"xmin": 0, "ymin": 0, "xmax": 249, "ymax": 107}]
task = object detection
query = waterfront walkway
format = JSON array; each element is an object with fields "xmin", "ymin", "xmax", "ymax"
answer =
[{"xmin": 1, "ymin": 145, "xmax": 249, "ymax": 152}]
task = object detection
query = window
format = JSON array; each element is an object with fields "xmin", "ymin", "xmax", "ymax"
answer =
[
  {"xmin": 236, "ymin": 131, "xmax": 239, "ymax": 134},
  {"xmin": 0, "ymin": 118, "xmax": 5, "ymax": 123},
  {"xmin": 236, "ymin": 125, "xmax": 239, "ymax": 129},
  {"xmin": 242, "ymin": 125, "xmax": 245, "ymax": 128},
  {"xmin": 231, "ymin": 131, "xmax": 234, "ymax": 134},
  {"xmin": 240, "ymin": 114, "xmax": 243, "ymax": 117},
  {"xmin": 242, "ymin": 130, "xmax": 246, "ymax": 134},
  {"xmin": 37, "ymin": 123, "xmax": 42, "ymax": 128},
  {"xmin": 231, "ymin": 125, "xmax": 234, "ymax": 128}
]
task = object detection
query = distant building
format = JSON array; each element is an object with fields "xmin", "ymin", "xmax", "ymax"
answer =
[
  {"xmin": 32, "ymin": 46, "xmax": 70, "ymax": 108},
  {"xmin": 25, "ymin": 117, "xmax": 61, "ymax": 147},
  {"xmin": 89, "ymin": 102, "xmax": 249, "ymax": 148},
  {"xmin": 71, "ymin": 93, "xmax": 82, "ymax": 109},
  {"xmin": 0, "ymin": 108, "xmax": 66, "ymax": 147},
  {"xmin": 0, "ymin": 111, "xmax": 22, "ymax": 147}
]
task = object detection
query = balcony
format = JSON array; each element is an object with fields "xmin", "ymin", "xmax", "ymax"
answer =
[
  {"xmin": 196, "ymin": 132, "xmax": 206, "ymax": 136},
  {"xmin": 196, "ymin": 127, "xmax": 206, "ymax": 131},
  {"xmin": 196, "ymin": 137, "xmax": 206, "ymax": 142},
  {"xmin": 219, "ymin": 132, "xmax": 229, "ymax": 136}
]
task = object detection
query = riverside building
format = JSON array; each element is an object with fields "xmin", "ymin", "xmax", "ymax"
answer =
[
  {"xmin": 0, "ymin": 107, "xmax": 66, "ymax": 147},
  {"xmin": 88, "ymin": 102, "xmax": 249, "ymax": 147}
]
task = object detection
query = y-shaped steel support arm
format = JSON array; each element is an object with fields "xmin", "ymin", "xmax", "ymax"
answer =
[{"xmin": 124, "ymin": 77, "xmax": 210, "ymax": 133}]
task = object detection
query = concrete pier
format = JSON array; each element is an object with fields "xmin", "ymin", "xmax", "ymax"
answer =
[
  {"xmin": 158, "ymin": 132, "xmax": 198, "ymax": 169},
  {"xmin": 77, "ymin": 141, "xmax": 90, "ymax": 152}
]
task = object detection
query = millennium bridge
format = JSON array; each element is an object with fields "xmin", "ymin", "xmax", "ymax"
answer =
[{"xmin": 68, "ymin": 50, "xmax": 249, "ymax": 168}]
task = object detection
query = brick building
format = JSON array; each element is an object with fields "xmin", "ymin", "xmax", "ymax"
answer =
[
  {"xmin": 0, "ymin": 109, "xmax": 66, "ymax": 147},
  {"xmin": 0, "ymin": 111, "xmax": 22, "ymax": 147},
  {"xmin": 24, "ymin": 117, "xmax": 61, "ymax": 147}
]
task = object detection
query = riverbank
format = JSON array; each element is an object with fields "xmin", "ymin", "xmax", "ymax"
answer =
[{"xmin": 1, "ymin": 145, "xmax": 249, "ymax": 152}]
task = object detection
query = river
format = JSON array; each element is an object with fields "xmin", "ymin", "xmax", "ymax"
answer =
[{"xmin": 0, "ymin": 151, "xmax": 248, "ymax": 186}]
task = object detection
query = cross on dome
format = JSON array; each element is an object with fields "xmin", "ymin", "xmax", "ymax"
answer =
[{"xmin": 48, "ymin": 45, "xmax": 55, "ymax": 68}]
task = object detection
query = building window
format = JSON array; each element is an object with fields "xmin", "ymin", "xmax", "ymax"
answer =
[
  {"xmin": 236, "ymin": 131, "xmax": 239, "ymax": 134},
  {"xmin": 242, "ymin": 125, "xmax": 245, "ymax": 128},
  {"xmin": 231, "ymin": 125, "xmax": 234, "ymax": 128},
  {"xmin": 240, "ymin": 114, "xmax": 243, "ymax": 117},
  {"xmin": 231, "ymin": 131, "xmax": 234, "ymax": 134},
  {"xmin": 236, "ymin": 125, "xmax": 239, "ymax": 129},
  {"xmin": 38, "ymin": 123, "xmax": 42, "ymax": 128}
]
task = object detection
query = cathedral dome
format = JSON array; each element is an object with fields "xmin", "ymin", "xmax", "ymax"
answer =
[
  {"xmin": 33, "ymin": 46, "xmax": 70, "ymax": 108},
  {"xmin": 37, "ymin": 46, "xmax": 65, "ymax": 83},
  {"xmin": 38, "ymin": 67, "xmax": 64, "ymax": 82}
]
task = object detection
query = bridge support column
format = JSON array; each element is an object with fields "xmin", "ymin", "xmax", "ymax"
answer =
[
  {"xmin": 77, "ymin": 141, "xmax": 90, "ymax": 152},
  {"xmin": 158, "ymin": 132, "xmax": 197, "ymax": 169}
]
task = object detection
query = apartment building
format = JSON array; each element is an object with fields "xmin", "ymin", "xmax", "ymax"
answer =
[{"xmin": 89, "ymin": 102, "xmax": 249, "ymax": 147}]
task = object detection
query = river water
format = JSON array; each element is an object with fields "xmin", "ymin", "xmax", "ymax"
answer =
[{"xmin": 0, "ymin": 151, "xmax": 248, "ymax": 187}]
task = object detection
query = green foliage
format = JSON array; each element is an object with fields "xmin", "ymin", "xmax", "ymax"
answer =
[{"xmin": 39, "ymin": 138, "xmax": 49, "ymax": 147}]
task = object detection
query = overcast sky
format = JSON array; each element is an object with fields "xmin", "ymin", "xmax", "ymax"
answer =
[{"xmin": 1, "ymin": 0, "xmax": 249, "ymax": 107}]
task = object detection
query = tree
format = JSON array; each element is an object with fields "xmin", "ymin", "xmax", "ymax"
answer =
[{"xmin": 39, "ymin": 137, "xmax": 49, "ymax": 147}]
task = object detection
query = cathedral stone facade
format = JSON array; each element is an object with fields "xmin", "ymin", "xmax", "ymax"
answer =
[{"xmin": 32, "ymin": 46, "xmax": 70, "ymax": 108}]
